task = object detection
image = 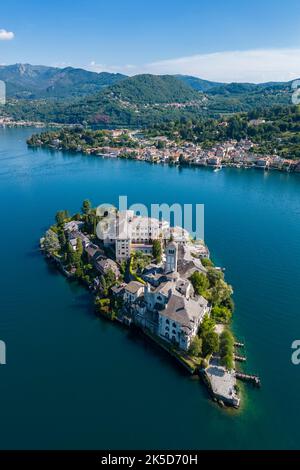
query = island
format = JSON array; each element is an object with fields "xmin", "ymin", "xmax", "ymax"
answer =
[{"xmin": 41, "ymin": 200, "xmax": 261, "ymax": 408}]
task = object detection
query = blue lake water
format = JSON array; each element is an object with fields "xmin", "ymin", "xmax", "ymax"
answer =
[{"xmin": 0, "ymin": 127, "xmax": 300, "ymax": 449}]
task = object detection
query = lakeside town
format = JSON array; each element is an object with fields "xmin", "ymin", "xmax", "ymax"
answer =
[
  {"xmin": 41, "ymin": 201, "xmax": 261, "ymax": 409},
  {"xmin": 28, "ymin": 126, "xmax": 300, "ymax": 173}
]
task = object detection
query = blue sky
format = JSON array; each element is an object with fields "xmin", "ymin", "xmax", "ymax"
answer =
[{"xmin": 1, "ymin": 0, "xmax": 300, "ymax": 82}]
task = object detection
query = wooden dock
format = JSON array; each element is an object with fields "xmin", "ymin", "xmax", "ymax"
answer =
[
  {"xmin": 234, "ymin": 355, "xmax": 247, "ymax": 362},
  {"xmin": 235, "ymin": 372, "xmax": 261, "ymax": 387}
]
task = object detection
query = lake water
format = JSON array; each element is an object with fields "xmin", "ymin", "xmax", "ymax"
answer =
[{"xmin": 0, "ymin": 127, "xmax": 300, "ymax": 449}]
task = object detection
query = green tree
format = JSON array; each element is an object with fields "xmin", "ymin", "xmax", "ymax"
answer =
[
  {"xmin": 100, "ymin": 275, "xmax": 108, "ymax": 297},
  {"xmin": 201, "ymin": 257, "xmax": 213, "ymax": 268},
  {"xmin": 189, "ymin": 271, "xmax": 209, "ymax": 296},
  {"xmin": 211, "ymin": 305, "xmax": 232, "ymax": 324},
  {"xmin": 55, "ymin": 210, "xmax": 69, "ymax": 226},
  {"xmin": 156, "ymin": 140, "xmax": 166, "ymax": 149},
  {"xmin": 152, "ymin": 240, "xmax": 162, "ymax": 263},
  {"xmin": 44, "ymin": 229, "xmax": 60, "ymax": 254},
  {"xmin": 132, "ymin": 251, "xmax": 151, "ymax": 273},
  {"xmin": 105, "ymin": 269, "xmax": 116, "ymax": 288},
  {"xmin": 82, "ymin": 199, "xmax": 92, "ymax": 215},
  {"xmin": 219, "ymin": 329, "xmax": 235, "ymax": 370},
  {"xmin": 189, "ymin": 336, "xmax": 202, "ymax": 357},
  {"xmin": 210, "ymin": 279, "xmax": 233, "ymax": 306},
  {"xmin": 95, "ymin": 297, "xmax": 111, "ymax": 316},
  {"xmin": 75, "ymin": 238, "xmax": 83, "ymax": 264},
  {"xmin": 199, "ymin": 314, "xmax": 216, "ymax": 335},
  {"xmin": 57, "ymin": 229, "xmax": 66, "ymax": 248},
  {"xmin": 207, "ymin": 267, "xmax": 224, "ymax": 287},
  {"xmin": 67, "ymin": 242, "xmax": 76, "ymax": 266},
  {"xmin": 202, "ymin": 330, "xmax": 220, "ymax": 356},
  {"xmin": 222, "ymin": 296, "xmax": 235, "ymax": 312}
]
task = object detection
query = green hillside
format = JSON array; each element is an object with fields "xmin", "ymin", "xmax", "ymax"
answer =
[
  {"xmin": 0, "ymin": 64, "xmax": 126, "ymax": 98},
  {"xmin": 100, "ymin": 74, "xmax": 202, "ymax": 104}
]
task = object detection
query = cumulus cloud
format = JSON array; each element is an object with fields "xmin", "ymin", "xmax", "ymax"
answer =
[
  {"xmin": 0, "ymin": 29, "xmax": 14, "ymax": 41},
  {"xmin": 86, "ymin": 48, "xmax": 300, "ymax": 83}
]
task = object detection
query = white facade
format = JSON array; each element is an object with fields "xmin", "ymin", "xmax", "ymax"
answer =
[
  {"xmin": 115, "ymin": 211, "xmax": 167, "ymax": 261},
  {"xmin": 116, "ymin": 238, "xmax": 131, "ymax": 261},
  {"xmin": 159, "ymin": 314, "xmax": 190, "ymax": 350}
]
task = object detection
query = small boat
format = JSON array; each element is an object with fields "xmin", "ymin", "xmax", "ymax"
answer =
[{"xmin": 213, "ymin": 166, "xmax": 222, "ymax": 172}]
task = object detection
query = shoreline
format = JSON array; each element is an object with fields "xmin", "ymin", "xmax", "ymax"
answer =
[{"xmin": 28, "ymin": 141, "xmax": 300, "ymax": 176}]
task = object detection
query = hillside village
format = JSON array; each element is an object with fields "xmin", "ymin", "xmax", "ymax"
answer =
[{"xmin": 29, "ymin": 127, "xmax": 300, "ymax": 173}]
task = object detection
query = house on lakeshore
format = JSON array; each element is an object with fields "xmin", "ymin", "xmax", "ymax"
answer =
[
  {"xmin": 95, "ymin": 258, "xmax": 120, "ymax": 279},
  {"xmin": 85, "ymin": 243, "xmax": 103, "ymax": 261},
  {"xmin": 207, "ymin": 156, "xmax": 222, "ymax": 167},
  {"xmin": 158, "ymin": 293, "xmax": 208, "ymax": 351},
  {"xmin": 64, "ymin": 221, "xmax": 84, "ymax": 233},
  {"xmin": 294, "ymin": 162, "xmax": 300, "ymax": 172},
  {"xmin": 123, "ymin": 281, "xmax": 145, "ymax": 304},
  {"xmin": 67, "ymin": 229, "xmax": 91, "ymax": 249},
  {"xmin": 255, "ymin": 157, "xmax": 270, "ymax": 169}
]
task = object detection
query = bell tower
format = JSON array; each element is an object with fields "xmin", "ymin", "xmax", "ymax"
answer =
[{"xmin": 165, "ymin": 241, "xmax": 178, "ymax": 273}]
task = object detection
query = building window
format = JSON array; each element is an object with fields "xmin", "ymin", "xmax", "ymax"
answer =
[
  {"xmin": 166, "ymin": 319, "xmax": 169, "ymax": 325},
  {"xmin": 172, "ymin": 322, "xmax": 176, "ymax": 328}
]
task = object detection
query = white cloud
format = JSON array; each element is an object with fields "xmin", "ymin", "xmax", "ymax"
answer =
[
  {"xmin": 86, "ymin": 48, "xmax": 300, "ymax": 83},
  {"xmin": 88, "ymin": 61, "xmax": 137, "ymax": 75},
  {"xmin": 0, "ymin": 29, "xmax": 14, "ymax": 41}
]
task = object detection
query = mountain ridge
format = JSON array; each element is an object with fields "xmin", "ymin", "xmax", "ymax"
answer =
[
  {"xmin": 0, "ymin": 64, "xmax": 127, "ymax": 98},
  {"xmin": 0, "ymin": 64, "xmax": 297, "ymax": 126},
  {"xmin": 0, "ymin": 63, "xmax": 297, "ymax": 99}
]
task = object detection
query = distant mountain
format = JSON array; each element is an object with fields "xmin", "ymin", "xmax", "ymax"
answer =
[
  {"xmin": 176, "ymin": 75, "xmax": 224, "ymax": 92},
  {"xmin": 101, "ymin": 74, "xmax": 202, "ymax": 104},
  {"xmin": 0, "ymin": 64, "xmax": 127, "ymax": 98},
  {"xmin": 177, "ymin": 75, "xmax": 293, "ymax": 95}
]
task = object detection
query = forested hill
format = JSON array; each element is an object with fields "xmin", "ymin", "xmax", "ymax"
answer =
[
  {"xmin": 3, "ymin": 74, "xmax": 206, "ymax": 126},
  {"xmin": 0, "ymin": 64, "xmax": 298, "ymax": 126},
  {"xmin": 100, "ymin": 74, "xmax": 202, "ymax": 104},
  {"xmin": 0, "ymin": 64, "xmax": 127, "ymax": 98}
]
